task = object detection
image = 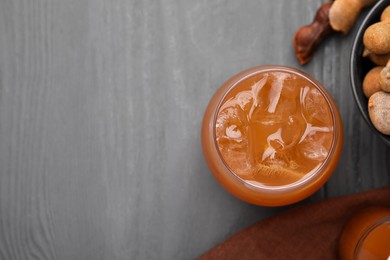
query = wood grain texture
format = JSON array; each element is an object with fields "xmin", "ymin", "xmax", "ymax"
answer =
[{"xmin": 0, "ymin": 0, "xmax": 388, "ymax": 259}]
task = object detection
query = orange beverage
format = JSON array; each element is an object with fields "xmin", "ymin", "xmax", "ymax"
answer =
[
  {"xmin": 339, "ymin": 207, "xmax": 390, "ymax": 260},
  {"xmin": 202, "ymin": 66, "xmax": 343, "ymax": 206}
]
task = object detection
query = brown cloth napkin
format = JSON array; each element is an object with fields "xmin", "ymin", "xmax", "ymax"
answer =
[{"xmin": 200, "ymin": 186, "xmax": 390, "ymax": 260}]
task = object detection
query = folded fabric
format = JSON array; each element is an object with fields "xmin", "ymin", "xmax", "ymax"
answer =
[{"xmin": 199, "ymin": 186, "xmax": 390, "ymax": 260}]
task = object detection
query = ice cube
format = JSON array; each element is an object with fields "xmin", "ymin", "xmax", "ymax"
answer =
[
  {"xmin": 280, "ymin": 75, "xmax": 304, "ymax": 99},
  {"xmin": 273, "ymin": 97, "xmax": 299, "ymax": 121},
  {"xmin": 219, "ymin": 145, "xmax": 251, "ymax": 176},
  {"xmin": 248, "ymin": 76, "xmax": 268, "ymax": 119},
  {"xmin": 216, "ymin": 107, "xmax": 246, "ymax": 138},
  {"xmin": 225, "ymin": 125, "xmax": 242, "ymax": 140},
  {"xmin": 298, "ymin": 135, "xmax": 329, "ymax": 161},
  {"xmin": 281, "ymin": 115, "xmax": 305, "ymax": 148},
  {"xmin": 303, "ymin": 88, "xmax": 332, "ymax": 126},
  {"xmin": 267, "ymin": 72, "xmax": 289, "ymax": 113},
  {"xmin": 219, "ymin": 90, "xmax": 253, "ymax": 112},
  {"xmin": 247, "ymin": 163, "xmax": 305, "ymax": 186}
]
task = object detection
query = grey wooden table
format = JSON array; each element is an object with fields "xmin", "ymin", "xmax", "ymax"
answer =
[{"xmin": 0, "ymin": 0, "xmax": 389, "ymax": 259}]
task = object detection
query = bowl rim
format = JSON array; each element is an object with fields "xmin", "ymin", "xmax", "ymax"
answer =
[{"xmin": 350, "ymin": 0, "xmax": 390, "ymax": 146}]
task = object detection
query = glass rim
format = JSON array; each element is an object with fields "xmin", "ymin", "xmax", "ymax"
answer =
[
  {"xmin": 353, "ymin": 217, "xmax": 390, "ymax": 259},
  {"xmin": 211, "ymin": 65, "xmax": 341, "ymax": 193}
]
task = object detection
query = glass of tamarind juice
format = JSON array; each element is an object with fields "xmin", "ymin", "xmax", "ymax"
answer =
[
  {"xmin": 339, "ymin": 207, "xmax": 390, "ymax": 260},
  {"xmin": 202, "ymin": 66, "xmax": 343, "ymax": 206}
]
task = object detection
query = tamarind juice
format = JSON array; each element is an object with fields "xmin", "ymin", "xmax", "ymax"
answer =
[
  {"xmin": 216, "ymin": 71, "xmax": 333, "ymax": 186},
  {"xmin": 358, "ymin": 223, "xmax": 390, "ymax": 259},
  {"xmin": 339, "ymin": 207, "xmax": 390, "ymax": 260},
  {"xmin": 202, "ymin": 66, "xmax": 343, "ymax": 206}
]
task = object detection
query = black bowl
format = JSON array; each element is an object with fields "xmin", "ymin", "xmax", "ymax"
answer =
[{"xmin": 350, "ymin": 0, "xmax": 390, "ymax": 146}]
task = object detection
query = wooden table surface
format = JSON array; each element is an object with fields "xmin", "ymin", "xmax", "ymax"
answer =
[{"xmin": 0, "ymin": 0, "xmax": 389, "ymax": 259}]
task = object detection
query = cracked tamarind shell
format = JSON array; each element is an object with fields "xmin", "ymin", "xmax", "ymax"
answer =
[
  {"xmin": 363, "ymin": 22, "xmax": 390, "ymax": 55},
  {"xmin": 381, "ymin": 5, "xmax": 390, "ymax": 21},
  {"xmin": 380, "ymin": 65, "xmax": 390, "ymax": 92},
  {"xmin": 368, "ymin": 91, "xmax": 390, "ymax": 135},
  {"xmin": 363, "ymin": 66, "xmax": 384, "ymax": 97},
  {"xmin": 363, "ymin": 48, "xmax": 390, "ymax": 66}
]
